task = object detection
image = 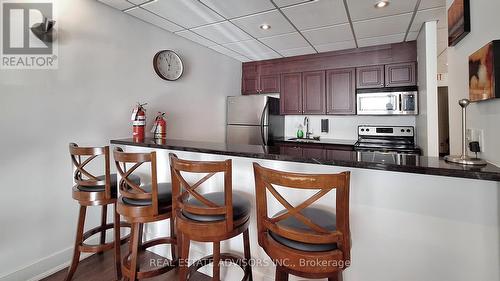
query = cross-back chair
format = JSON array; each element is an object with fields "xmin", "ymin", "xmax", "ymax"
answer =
[
  {"xmin": 66, "ymin": 143, "xmax": 132, "ymax": 281},
  {"xmin": 169, "ymin": 153, "xmax": 253, "ymax": 281},
  {"xmin": 253, "ymin": 163, "xmax": 351, "ymax": 281},
  {"xmin": 114, "ymin": 147, "xmax": 177, "ymax": 281}
]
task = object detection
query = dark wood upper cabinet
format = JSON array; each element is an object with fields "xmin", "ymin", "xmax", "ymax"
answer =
[
  {"xmin": 302, "ymin": 71, "xmax": 326, "ymax": 114},
  {"xmin": 326, "ymin": 68, "xmax": 356, "ymax": 115},
  {"xmin": 385, "ymin": 62, "xmax": 417, "ymax": 87},
  {"xmin": 242, "ymin": 64, "xmax": 280, "ymax": 94},
  {"xmin": 280, "ymin": 73, "xmax": 303, "ymax": 115},
  {"xmin": 260, "ymin": 74, "xmax": 280, "ymax": 93},
  {"xmin": 356, "ymin": 65, "xmax": 384, "ymax": 89}
]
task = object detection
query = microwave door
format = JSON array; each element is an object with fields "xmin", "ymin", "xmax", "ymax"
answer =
[{"xmin": 358, "ymin": 93, "xmax": 398, "ymax": 115}]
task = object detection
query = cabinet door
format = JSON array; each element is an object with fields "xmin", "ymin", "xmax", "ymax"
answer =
[
  {"xmin": 302, "ymin": 147, "xmax": 326, "ymax": 159},
  {"xmin": 302, "ymin": 71, "xmax": 326, "ymax": 114},
  {"xmin": 242, "ymin": 64, "xmax": 260, "ymax": 95},
  {"xmin": 279, "ymin": 144, "xmax": 303, "ymax": 157},
  {"xmin": 385, "ymin": 62, "xmax": 417, "ymax": 87},
  {"xmin": 261, "ymin": 74, "xmax": 280, "ymax": 93},
  {"xmin": 326, "ymin": 149, "xmax": 354, "ymax": 161},
  {"xmin": 326, "ymin": 68, "xmax": 356, "ymax": 115},
  {"xmin": 356, "ymin": 65, "xmax": 384, "ymax": 89},
  {"xmin": 280, "ymin": 73, "xmax": 303, "ymax": 115}
]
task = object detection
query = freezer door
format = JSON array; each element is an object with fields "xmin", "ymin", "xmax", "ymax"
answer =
[
  {"xmin": 227, "ymin": 96, "xmax": 268, "ymax": 125},
  {"xmin": 226, "ymin": 125, "xmax": 268, "ymax": 145}
]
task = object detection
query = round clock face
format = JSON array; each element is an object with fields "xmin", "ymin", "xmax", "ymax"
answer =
[{"xmin": 153, "ymin": 50, "xmax": 184, "ymax": 81}]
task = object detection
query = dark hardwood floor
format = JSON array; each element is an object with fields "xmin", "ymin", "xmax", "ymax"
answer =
[{"xmin": 42, "ymin": 245, "xmax": 210, "ymax": 281}]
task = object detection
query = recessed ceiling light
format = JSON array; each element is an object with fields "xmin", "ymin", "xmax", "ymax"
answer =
[
  {"xmin": 260, "ymin": 24, "xmax": 271, "ymax": 30},
  {"xmin": 374, "ymin": 1, "xmax": 389, "ymax": 8}
]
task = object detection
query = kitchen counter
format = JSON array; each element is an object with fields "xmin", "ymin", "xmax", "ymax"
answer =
[
  {"xmin": 110, "ymin": 138, "xmax": 500, "ymax": 182},
  {"xmin": 273, "ymin": 137, "xmax": 357, "ymax": 146}
]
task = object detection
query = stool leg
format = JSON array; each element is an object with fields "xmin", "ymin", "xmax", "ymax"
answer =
[
  {"xmin": 64, "ymin": 205, "xmax": 86, "ymax": 281},
  {"xmin": 179, "ymin": 234, "xmax": 190, "ymax": 281},
  {"xmin": 99, "ymin": 205, "xmax": 107, "ymax": 248},
  {"xmin": 170, "ymin": 217, "xmax": 177, "ymax": 263},
  {"xmin": 275, "ymin": 266, "xmax": 288, "ymax": 281},
  {"xmin": 243, "ymin": 229, "xmax": 253, "ymax": 281},
  {"xmin": 113, "ymin": 203, "xmax": 122, "ymax": 280},
  {"xmin": 138, "ymin": 223, "xmax": 144, "ymax": 249},
  {"xmin": 328, "ymin": 271, "xmax": 342, "ymax": 281},
  {"xmin": 213, "ymin": 242, "xmax": 221, "ymax": 281},
  {"xmin": 129, "ymin": 222, "xmax": 141, "ymax": 281}
]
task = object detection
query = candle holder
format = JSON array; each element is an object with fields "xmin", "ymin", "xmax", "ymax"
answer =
[{"xmin": 444, "ymin": 99, "xmax": 487, "ymax": 165}]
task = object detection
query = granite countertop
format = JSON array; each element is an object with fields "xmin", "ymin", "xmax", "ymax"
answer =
[
  {"xmin": 273, "ymin": 137, "xmax": 357, "ymax": 146},
  {"xmin": 110, "ymin": 138, "xmax": 500, "ymax": 182}
]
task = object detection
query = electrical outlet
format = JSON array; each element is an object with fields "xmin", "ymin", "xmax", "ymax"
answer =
[{"xmin": 467, "ymin": 129, "xmax": 485, "ymax": 153}]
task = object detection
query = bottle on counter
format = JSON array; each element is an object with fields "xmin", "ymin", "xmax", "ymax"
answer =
[{"xmin": 297, "ymin": 124, "xmax": 304, "ymax": 139}]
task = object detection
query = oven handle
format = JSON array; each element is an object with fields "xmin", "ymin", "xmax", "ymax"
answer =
[{"xmin": 398, "ymin": 93, "xmax": 403, "ymax": 112}]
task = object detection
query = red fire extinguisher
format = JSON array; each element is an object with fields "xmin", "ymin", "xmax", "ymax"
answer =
[
  {"xmin": 131, "ymin": 103, "xmax": 147, "ymax": 141},
  {"xmin": 152, "ymin": 112, "xmax": 166, "ymax": 139}
]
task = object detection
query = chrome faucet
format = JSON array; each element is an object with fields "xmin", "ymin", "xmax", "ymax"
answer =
[{"xmin": 304, "ymin": 116, "xmax": 312, "ymax": 139}]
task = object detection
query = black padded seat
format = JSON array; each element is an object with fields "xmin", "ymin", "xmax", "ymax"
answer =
[
  {"xmin": 269, "ymin": 207, "xmax": 338, "ymax": 252},
  {"xmin": 121, "ymin": 182, "xmax": 172, "ymax": 207},
  {"xmin": 76, "ymin": 174, "xmax": 141, "ymax": 194},
  {"xmin": 182, "ymin": 192, "xmax": 251, "ymax": 222}
]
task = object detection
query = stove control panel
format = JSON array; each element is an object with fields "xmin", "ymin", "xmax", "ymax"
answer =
[{"xmin": 358, "ymin": 126, "xmax": 414, "ymax": 137}]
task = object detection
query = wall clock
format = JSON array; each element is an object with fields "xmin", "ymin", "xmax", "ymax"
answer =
[{"xmin": 153, "ymin": 50, "xmax": 184, "ymax": 81}]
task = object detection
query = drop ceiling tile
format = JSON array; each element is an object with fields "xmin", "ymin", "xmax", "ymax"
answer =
[
  {"xmin": 144, "ymin": 0, "xmax": 223, "ymax": 28},
  {"xmin": 126, "ymin": 7, "xmax": 183, "ymax": 32},
  {"xmin": 97, "ymin": 0, "xmax": 134, "ymax": 10},
  {"xmin": 282, "ymin": 0, "xmax": 348, "ymax": 30},
  {"xmin": 260, "ymin": 32, "xmax": 309, "ymax": 51},
  {"xmin": 253, "ymin": 52, "xmax": 282, "ymax": 61},
  {"xmin": 357, "ymin": 33, "xmax": 405, "ymax": 48},
  {"xmin": 200, "ymin": 0, "xmax": 275, "ymax": 19},
  {"xmin": 353, "ymin": 12, "xmax": 412, "ymax": 39},
  {"xmin": 279, "ymin": 46, "xmax": 316, "ymax": 57},
  {"xmin": 209, "ymin": 45, "xmax": 250, "ymax": 61},
  {"xmin": 346, "ymin": 0, "xmax": 417, "ymax": 21},
  {"xmin": 224, "ymin": 39, "xmax": 277, "ymax": 59},
  {"xmin": 302, "ymin": 23, "xmax": 353, "ymax": 45},
  {"xmin": 231, "ymin": 10, "xmax": 295, "ymax": 38},
  {"xmin": 410, "ymin": 7, "xmax": 446, "ymax": 32},
  {"xmin": 274, "ymin": 0, "xmax": 312, "ymax": 8},
  {"xmin": 315, "ymin": 40, "xmax": 356, "ymax": 53},
  {"xmin": 175, "ymin": 30, "xmax": 217, "ymax": 47},
  {"xmin": 191, "ymin": 21, "xmax": 252, "ymax": 44},
  {"xmin": 419, "ymin": 0, "xmax": 446, "ymax": 10}
]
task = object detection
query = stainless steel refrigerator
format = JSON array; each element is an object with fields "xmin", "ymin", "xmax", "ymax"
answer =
[{"xmin": 226, "ymin": 95, "xmax": 284, "ymax": 145}]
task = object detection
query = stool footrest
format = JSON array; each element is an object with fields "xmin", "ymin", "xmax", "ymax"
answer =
[
  {"xmin": 78, "ymin": 221, "xmax": 131, "ymax": 253},
  {"xmin": 122, "ymin": 237, "xmax": 178, "ymax": 279},
  {"xmin": 187, "ymin": 253, "xmax": 251, "ymax": 281}
]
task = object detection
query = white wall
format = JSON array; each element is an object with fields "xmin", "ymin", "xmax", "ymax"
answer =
[
  {"xmin": 0, "ymin": 0, "xmax": 241, "ymax": 280},
  {"xmin": 416, "ymin": 21, "xmax": 439, "ymax": 156},
  {"xmin": 284, "ymin": 115, "xmax": 416, "ymax": 140},
  {"xmin": 447, "ymin": 0, "xmax": 500, "ymax": 166}
]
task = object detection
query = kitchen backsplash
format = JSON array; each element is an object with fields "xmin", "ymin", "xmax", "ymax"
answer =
[{"xmin": 285, "ymin": 115, "xmax": 417, "ymax": 140}]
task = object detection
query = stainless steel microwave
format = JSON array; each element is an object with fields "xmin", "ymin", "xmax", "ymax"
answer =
[{"xmin": 356, "ymin": 91, "xmax": 418, "ymax": 115}]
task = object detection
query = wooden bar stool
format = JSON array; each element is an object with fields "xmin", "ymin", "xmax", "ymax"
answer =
[
  {"xmin": 253, "ymin": 163, "xmax": 351, "ymax": 281},
  {"xmin": 113, "ymin": 147, "xmax": 177, "ymax": 281},
  {"xmin": 66, "ymin": 143, "xmax": 136, "ymax": 281},
  {"xmin": 169, "ymin": 153, "xmax": 253, "ymax": 281}
]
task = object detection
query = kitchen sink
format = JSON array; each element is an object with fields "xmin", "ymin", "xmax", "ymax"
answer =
[{"xmin": 288, "ymin": 137, "xmax": 321, "ymax": 143}]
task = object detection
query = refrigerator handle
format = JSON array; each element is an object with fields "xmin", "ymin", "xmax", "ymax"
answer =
[{"xmin": 260, "ymin": 100, "xmax": 270, "ymax": 145}]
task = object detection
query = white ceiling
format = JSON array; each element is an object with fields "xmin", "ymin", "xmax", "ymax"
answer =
[{"xmin": 97, "ymin": 0, "xmax": 447, "ymax": 62}]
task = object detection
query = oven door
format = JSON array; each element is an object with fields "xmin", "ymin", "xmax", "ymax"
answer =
[{"xmin": 357, "ymin": 92, "xmax": 400, "ymax": 115}]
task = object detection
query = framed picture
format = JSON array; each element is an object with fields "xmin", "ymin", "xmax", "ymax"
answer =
[
  {"xmin": 448, "ymin": 0, "xmax": 470, "ymax": 46},
  {"xmin": 469, "ymin": 40, "xmax": 500, "ymax": 102}
]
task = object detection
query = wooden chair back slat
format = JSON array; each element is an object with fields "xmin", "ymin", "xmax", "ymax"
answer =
[
  {"xmin": 69, "ymin": 143, "xmax": 111, "ymax": 199},
  {"xmin": 169, "ymin": 153, "xmax": 234, "ymax": 230},
  {"xmin": 114, "ymin": 147, "xmax": 159, "ymax": 215},
  {"xmin": 253, "ymin": 163, "xmax": 351, "ymax": 254}
]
